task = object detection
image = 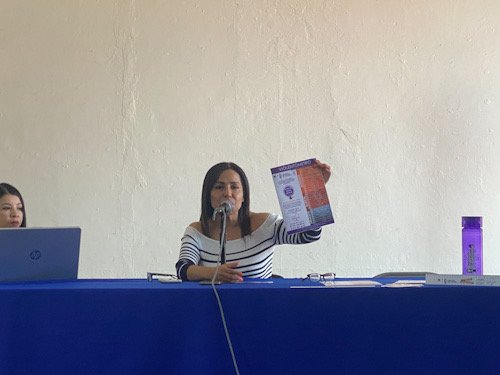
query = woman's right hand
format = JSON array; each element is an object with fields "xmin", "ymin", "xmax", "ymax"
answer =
[
  {"xmin": 214, "ymin": 261, "xmax": 243, "ymax": 282},
  {"xmin": 314, "ymin": 160, "xmax": 332, "ymax": 184}
]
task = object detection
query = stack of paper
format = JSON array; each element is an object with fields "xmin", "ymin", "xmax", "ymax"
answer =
[{"xmin": 425, "ymin": 274, "xmax": 500, "ymax": 286}]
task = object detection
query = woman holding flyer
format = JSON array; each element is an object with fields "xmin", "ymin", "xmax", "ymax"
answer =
[{"xmin": 175, "ymin": 160, "xmax": 331, "ymax": 282}]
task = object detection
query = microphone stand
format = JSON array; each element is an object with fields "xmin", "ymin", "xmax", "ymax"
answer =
[
  {"xmin": 209, "ymin": 207, "xmax": 240, "ymax": 375},
  {"xmin": 219, "ymin": 212, "xmax": 228, "ymax": 264},
  {"xmin": 212, "ymin": 208, "xmax": 228, "ymax": 265}
]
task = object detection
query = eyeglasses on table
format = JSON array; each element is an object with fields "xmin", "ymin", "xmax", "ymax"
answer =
[
  {"xmin": 147, "ymin": 272, "xmax": 180, "ymax": 282},
  {"xmin": 302, "ymin": 272, "xmax": 336, "ymax": 282}
]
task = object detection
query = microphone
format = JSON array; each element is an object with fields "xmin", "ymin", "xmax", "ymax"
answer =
[{"xmin": 212, "ymin": 200, "xmax": 234, "ymax": 219}]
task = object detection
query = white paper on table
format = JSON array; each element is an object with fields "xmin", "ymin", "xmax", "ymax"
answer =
[
  {"xmin": 393, "ymin": 279, "xmax": 426, "ymax": 284},
  {"xmin": 382, "ymin": 282, "xmax": 424, "ymax": 288},
  {"xmin": 291, "ymin": 280, "xmax": 382, "ymax": 288}
]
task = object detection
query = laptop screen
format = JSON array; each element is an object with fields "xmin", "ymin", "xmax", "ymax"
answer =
[{"xmin": 0, "ymin": 227, "xmax": 81, "ymax": 282}]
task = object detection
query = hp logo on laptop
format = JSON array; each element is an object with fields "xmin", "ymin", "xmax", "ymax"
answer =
[{"xmin": 30, "ymin": 250, "xmax": 42, "ymax": 260}]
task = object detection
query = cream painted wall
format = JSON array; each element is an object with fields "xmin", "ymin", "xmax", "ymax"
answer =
[{"xmin": 1, "ymin": 1, "xmax": 499, "ymax": 278}]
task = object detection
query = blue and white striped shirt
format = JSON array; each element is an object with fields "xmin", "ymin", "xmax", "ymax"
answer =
[{"xmin": 176, "ymin": 213, "xmax": 321, "ymax": 280}]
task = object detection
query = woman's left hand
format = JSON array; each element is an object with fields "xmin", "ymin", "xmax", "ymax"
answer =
[{"xmin": 314, "ymin": 160, "xmax": 332, "ymax": 184}]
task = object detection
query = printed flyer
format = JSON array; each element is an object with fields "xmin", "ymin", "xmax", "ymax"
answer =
[{"xmin": 271, "ymin": 158, "xmax": 334, "ymax": 234}]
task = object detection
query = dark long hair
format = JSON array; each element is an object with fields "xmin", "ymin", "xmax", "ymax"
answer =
[
  {"xmin": 200, "ymin": 162, "xmax": 251, "ymax": 237},
  {"xmin": 0, "ymin": 183, "xmax": 27, "ymax": 227}
]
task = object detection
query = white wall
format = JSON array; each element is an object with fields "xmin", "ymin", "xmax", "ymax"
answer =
[{"xmin": 1, "ymin": 0, "xmax": 499, "ymax": 278}]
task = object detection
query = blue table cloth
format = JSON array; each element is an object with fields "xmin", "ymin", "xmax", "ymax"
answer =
[{"xmin": 1, "ymin": 278, "xmax": 499, "ymax": 374}]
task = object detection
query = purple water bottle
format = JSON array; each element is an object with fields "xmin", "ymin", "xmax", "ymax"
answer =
[{"xmin": 462, "ymin": 216, "xmax": 483, "ymax": 275}]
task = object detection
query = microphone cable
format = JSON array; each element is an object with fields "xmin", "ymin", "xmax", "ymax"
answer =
[{"xmin": 211, "ymin": 210, "xmax": 240, "ymax": 375}]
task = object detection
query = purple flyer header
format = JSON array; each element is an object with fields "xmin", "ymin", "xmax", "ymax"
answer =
[{"xmin": 270, "ymin": 158, "xmax": 315, "ymax": 174}]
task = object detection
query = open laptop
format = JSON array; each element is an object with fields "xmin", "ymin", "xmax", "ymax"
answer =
[{"xmin": 0, "ymin": 227, "xmax": 81, "ymax": 282}]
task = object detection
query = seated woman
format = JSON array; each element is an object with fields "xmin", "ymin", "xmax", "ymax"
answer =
[
  {"xmin": 0, "ymin": 183, "xmax": 26, "ymax": 228},
  {"xmin": 175, "ymin": 160, "xmax": 331, "ymax": 282}
]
